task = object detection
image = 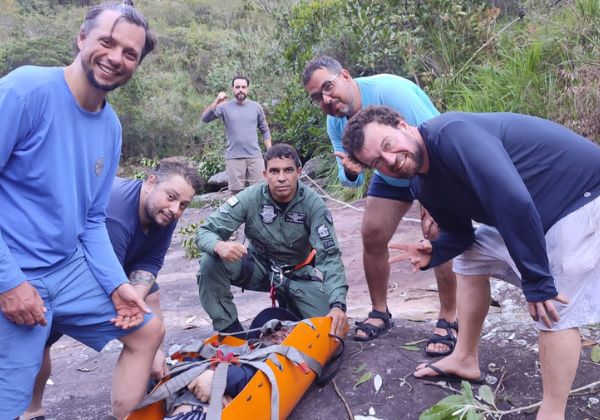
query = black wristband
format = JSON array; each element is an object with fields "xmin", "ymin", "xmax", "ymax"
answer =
[{"xmin": 329, "ymin": 302, "xmax": 347, "ymax": 312}]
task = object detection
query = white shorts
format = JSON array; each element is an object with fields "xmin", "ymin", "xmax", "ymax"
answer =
[{"xmin": 454, "ymin": 196, "xmax": 600, "ymax": 331}]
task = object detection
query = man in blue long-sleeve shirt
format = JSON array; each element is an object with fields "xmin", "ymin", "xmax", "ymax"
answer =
[
  {"xmin": 0, "ymin": 3, "xmax": 164, "ymax": 419},
  {"xmin": 343, "ymin": 106, "xmax": 600, "ymax": 419}
]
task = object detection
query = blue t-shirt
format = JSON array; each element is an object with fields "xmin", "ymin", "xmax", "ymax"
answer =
[
  {"xmin": 327, "ymin": 74, "xmax": 439, "ymax": 188},
  {"xmin": 0, "ymin": 66, "xmax": 126, "ymax": 294},
  {"xmin": 107, "ymin": 178, "xmax": 177, "ymax": 278},
  {"xmin": 414, "ymin": 112, "xmax": 600, "ymax": 301}
]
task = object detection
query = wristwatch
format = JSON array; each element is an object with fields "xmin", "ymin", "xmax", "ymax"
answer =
[{"xmin": 329, "ymin": 302, "xmax": 347, "ymax": 312}]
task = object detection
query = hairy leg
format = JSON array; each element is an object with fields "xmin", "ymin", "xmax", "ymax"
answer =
[
  {"xmin": 536, "ymin": 328, "xmax": 580, "ymax": 420},
  {"xmin": 112, "ymin": 317, "xmax": 165, "ymax": 419},
  {"xmin": 415, "ymin": 274, "xmax": 488, "ymax": 379},
  {"xmin": 355, "ymin": 197, "xmax": 411, "ymax": 338}
]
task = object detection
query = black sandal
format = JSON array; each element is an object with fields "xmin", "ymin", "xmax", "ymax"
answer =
[
  {"xmin": 352, "ymin": 309, "xmax": 394, "ymax": 342},
  {"xmin": 426, "ymin": 318, "xmax": 458, "ymax": 357}
]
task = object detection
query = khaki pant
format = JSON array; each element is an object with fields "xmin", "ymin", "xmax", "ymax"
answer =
[
  {"xmin": 197, "ymin": 252, "xmax": 330, "ymax": 331},
  {"xmin": 225, "ymin": 158, "xmax": 264, "ymax": 192}
]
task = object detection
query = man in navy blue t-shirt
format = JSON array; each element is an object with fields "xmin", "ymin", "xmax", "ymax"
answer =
[
  {"xmin": 343, "ymin": 106, "xmax": 600, "ymax": 418},
  {"xmin": 23, "ymin": 157, "xmax": 202, "ymax": 420}
]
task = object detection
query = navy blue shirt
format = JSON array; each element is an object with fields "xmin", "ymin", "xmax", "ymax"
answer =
[
  {"xmin": 413, "ymin": 112, "xmax": 600, "ymax": 302},
  {"xmin": 106, "ymin": 178, "xmax": 177, "ymax": 277}
]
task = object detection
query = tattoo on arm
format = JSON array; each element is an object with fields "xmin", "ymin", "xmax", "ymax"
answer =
[{"xmin": 129, "ymin": 270, "xmax": 156, "ymax": 287}]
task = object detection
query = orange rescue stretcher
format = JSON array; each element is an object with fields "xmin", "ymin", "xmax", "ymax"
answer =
[{"xmin": 125, "ymin": 316, "xmax": 344, "ymax": 420}]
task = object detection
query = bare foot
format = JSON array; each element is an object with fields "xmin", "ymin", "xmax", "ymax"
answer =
[{"xmin": 414, "ymin": 358, "xmax": 481, "ymax": 381}]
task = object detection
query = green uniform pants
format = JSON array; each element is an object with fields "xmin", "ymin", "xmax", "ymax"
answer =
[{"xmin": 197, "ymin": 252, "xmax": 330, "ymax": 331}]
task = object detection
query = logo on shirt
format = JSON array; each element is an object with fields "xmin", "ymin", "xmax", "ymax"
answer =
[
  {"xmin": 322, "ymin": 239, "xmax": 336, "ymax": 250},
  {"xmin": 317, "ymin": 224, "xmax": 330, "ymax": 238},
  {"xmin": 94, "ymin": 157, "xmax": 105, "ymax": 177},
  {"xmin": 324, "ymin": 210, "xmax": 333, "ymax": 224},
  {"xmin": 260, "ymin": 204, "xmax": 277, "ymax": 224},
  {"xmin": 227, "ymin": 196, "xmax": 239, "ymax": 207},
  {"xmin": 285, "ymin": 212, "xmax": 306, "ymax": 224}
]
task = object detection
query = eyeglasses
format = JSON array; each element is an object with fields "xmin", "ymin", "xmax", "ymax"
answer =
[{"xmin": 309, "ymin": 73, "xmax": 340, "ymax": 107}]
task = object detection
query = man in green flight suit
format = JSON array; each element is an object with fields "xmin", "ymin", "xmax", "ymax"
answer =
[{"xmin": 195, "ymin": 143, "xmax": 348, "ymax": 336}]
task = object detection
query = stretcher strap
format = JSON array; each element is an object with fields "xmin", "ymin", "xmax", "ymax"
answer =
[
  {"xmin": 206, "ymin": 362, "xmax": 230, "ymax": 420},
  {"xmin": 135, "ymin": 362, "xmax": 212, "ymax": 409},
  {"xmin": 241, "ymin": 360, "xmax": 280, "ymax": 420}
]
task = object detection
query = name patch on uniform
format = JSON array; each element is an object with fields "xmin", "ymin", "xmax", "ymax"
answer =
[
  {"xmin": 227, "ymin": 196, "xmax": 239, "ymax": 207},
  {"xmin": 322, "ymin": 239, "xmax": 335, "ymax": 249},
  {"xmin": 324, "ymin": 210, "xmax": 333, "ymax": 224},
  {"xmin": 260, "ymin": 204, "xmax": 277, "ymax": 224},
  {"xmin": 317, "ymin": 224, "xmax": 330, "ymax": 239},
  {"xmin": 285, "ymin": 212, "xmax": 306, "ymax": 224}
]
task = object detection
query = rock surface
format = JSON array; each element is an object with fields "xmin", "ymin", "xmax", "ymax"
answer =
[{"xmin": 38, "ymin": 194, "xmax": 600, "ymax": 419}]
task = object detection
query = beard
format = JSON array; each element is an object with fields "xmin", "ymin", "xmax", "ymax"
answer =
[
  {"xmin": 236, "ymin": 92, "xmax": 247, "ymax": 101},
  {"xmin": 391, "ymin": 141, "xmax": 425, "ymax": 178},
  {"xmin": 85, "ymin": 69, "xmax": 124, "ymax": 92}
]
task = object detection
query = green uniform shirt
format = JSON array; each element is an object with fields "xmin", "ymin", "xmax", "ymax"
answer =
[{"xmin": 196, "ymin": 181, "xmax": 348, "ymax": 306}]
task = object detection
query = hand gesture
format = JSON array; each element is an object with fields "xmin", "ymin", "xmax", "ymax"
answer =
[
  {"xmin": 334, "ymin": 151, "xmax": 362, "ymax": 176},
  {"xmin": 214, "ymin": 241, "xmax": 247, "ymax": 262},
  {"xmin": 388, "ymin": 240, "xmax": 432, "ymax": 272},
  {"xmin": 527, "ymin": 294, "xmax": 569, "ymax": 328},
  {"xmin": 327, "ymin": 307, "xmax": 348, "ymax": 336},
  {"xmin": 0, "ymin": 281, "xmax": 47, "ymax": 326},
  {"xmin": 216, "ymin": 91, "xmax": 227, "ymax": 103},
  {"xmin": 110, "ymin": 283, "xmax": 151, "ymax": 329},
  {"xmin": 188, "ymin": 370, "xmax": 215, "ymax": 403}
]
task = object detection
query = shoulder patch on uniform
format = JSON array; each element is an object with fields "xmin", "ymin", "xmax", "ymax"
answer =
[
  {"xmin": 260, "ymin": 204, "xmax": 278, "ymax": 224},
  {"xmin": 227, "ymin": 196, "xmax": 239, "ymax": 207},
  {"xmin": 322, "ymin": 239, "xmax": 336, "ymax": 249},
  {"xmin": 317, "ymin": 224, "xmax": 330, "ymax": 239},
  {"xmin": 285, "ymin": 211, "xmax": 306, "ymax": 224},
  {"xmin": 324, "ymin": 210, "xmax": 333, "ymax": 224}
]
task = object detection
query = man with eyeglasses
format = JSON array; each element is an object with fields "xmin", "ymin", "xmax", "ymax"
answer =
[
  {"xmin": 302, "ymin": 56, "xmax": 457, "ymax": 355},
  {"xmin": 201, "ymin": 75, "xmax": 272, "ymax": 195}
]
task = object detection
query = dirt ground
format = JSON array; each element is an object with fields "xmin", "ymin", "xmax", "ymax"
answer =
[{"xmin": 38, "ymin": 195, "xmax": 600, "ymax": 420}]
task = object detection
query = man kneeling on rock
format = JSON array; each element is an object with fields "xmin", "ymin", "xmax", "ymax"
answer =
[{"xmin": 195, "ymin": 143, "xmax": 348, "ymax": 337}]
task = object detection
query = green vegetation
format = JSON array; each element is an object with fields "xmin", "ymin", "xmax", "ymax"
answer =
[{"xmin": 2, "ymin": 0, "xmax": 598, "ymax": 199}]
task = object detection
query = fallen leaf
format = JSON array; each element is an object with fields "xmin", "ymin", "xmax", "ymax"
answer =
[
  {"xmin": 591, "ymin": 345, "xmax": 600, "ymax": 363},
  {"xmin": 478, "ymin": 385, "xmax": 495, "ymax": 406},
  {"xmin": 403, "ymin": 338, "xmax": 427, "ymax": 346},
  {"xmin": 353, "ymin": 371, "xmax": 373, "ymax": 390},
  {"xmin": 399, "ymin": 345, "xmax": 420, "ymax": 351},
  {"xmin": 373, "ymin": 374, "xmax": 382, "ymax": 394},
  {"xmin": 369, "ymin": 407, "xmax": 376, "ymax": 415}
]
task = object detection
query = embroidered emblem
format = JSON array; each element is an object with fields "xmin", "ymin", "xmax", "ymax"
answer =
[
  {"xmin": 227, "ymin": 196, "xmax": 239, "ymax": 207},
  {"xmin": 219, "ymin": 206, "xmax": 229, "ymax": 214},
  {"xmin": 317, "ymin": 224, "xmax": 330, "ymax": 239},
  {"xmin": 324, "ymin": 210, "xmax": 333, "ymax": 224},
  {"xmin": 94, "ymin": 157, "xmax": 105, "ymax": 177},
  {"xmin": 260, "ymin": 204, "xmax": 277, "ymax": 224},
  {"xmin": 285, "ymin": 212, "xmax": 306, "ymax": 224},
  {"xmin": 322, "ymin": 239, "xmax": 335, "ymax": 249}
]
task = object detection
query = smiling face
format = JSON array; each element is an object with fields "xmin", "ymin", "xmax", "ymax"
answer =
[
  {"xmin": 263, "ymin": 157, "xmax": 302, "ymax": 203},
  {"xmin": 354, "ymin": 121, "xmax": 426, "ymax": 179},
  {"xmin": 142, "ymin": 174, "xmax": 196, "ymax": 228},
  {"xmin": 304, "ymin": 68, "xmax": 357, "ymax": 118},
  {"xmin": 77, "ymin": 10, "xmax": 146, "ymax": 92}
]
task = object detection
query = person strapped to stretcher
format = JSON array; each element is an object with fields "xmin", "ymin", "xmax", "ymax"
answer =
[
  {"xmin": 194, "ymin": 144, "xmax": 349, "ymax": 338},
  {"xmin": 127, "ymin": 308, "xmax": 344, "ymax": 420}
]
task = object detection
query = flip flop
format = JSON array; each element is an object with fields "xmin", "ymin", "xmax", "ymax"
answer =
[{"xmin": 414, "ymin": 363, "xmax": 486, "ymax": 384}]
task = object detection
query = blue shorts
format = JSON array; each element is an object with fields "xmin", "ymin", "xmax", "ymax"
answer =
[
  {"xmin": 0, "ymin": 247, "xmax": 153, "ymax": 418},
  {"xmin": 367, "ymin": 172, "xmax": 415, "ymax": 202}
]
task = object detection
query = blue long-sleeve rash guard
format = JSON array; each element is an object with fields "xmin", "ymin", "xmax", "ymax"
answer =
[
  {"xmin": 413, "ymin": 112, "xmax": 600, "ymax": 302},
  {"xmin": 0, "ymin": 66, "xmax": 127, "ymax": 294}
]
